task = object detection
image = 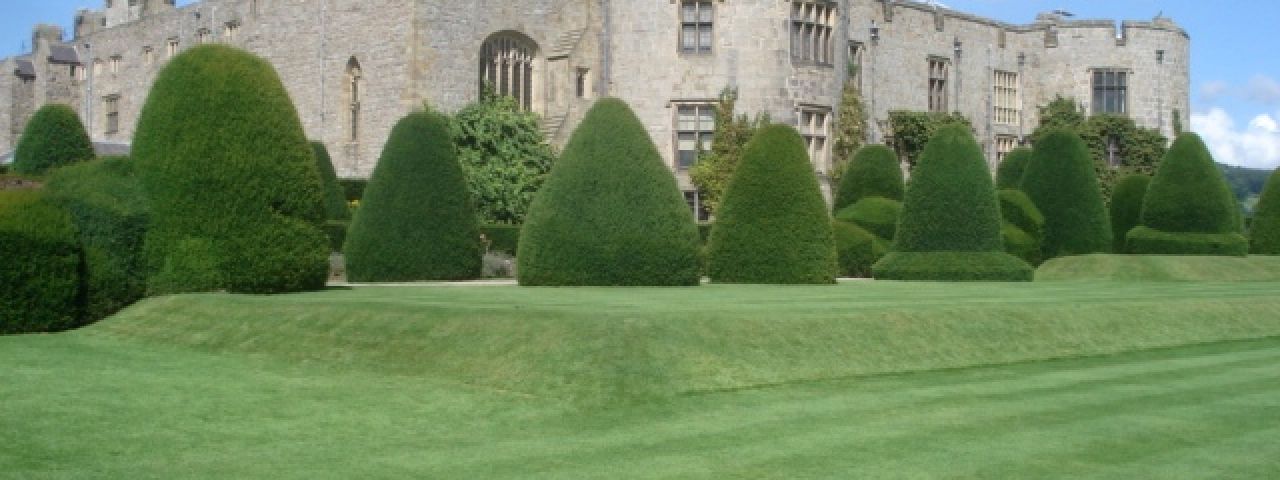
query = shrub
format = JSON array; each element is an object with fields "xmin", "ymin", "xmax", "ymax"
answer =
[
  {"xmin": 1002, "ymin": 223, "xmax": 1039, "ymax": 265},
  {"xmin": 518, "ymin": 98, "xmax": 702, "ymax": 286},
  {"xmin": 1127, "ymin": 133, "xmax": 1246, "ymax": 255},
  {"xmin": 1251, "ymin": 168, "xmax": 1280, "ymax": 254},
  {"xmin": 451, "ymin": 92, "xmax": 556, "ymax": 224},
  {"xmin": 834, "ymin": 196, "xmax": 901, "ymax": 241},
  {"xmin": 1110, "ymin": 174, "xmax": 1151, "ymax": 253},
  {"xmin": 481, "ymin": 224, "xmax": 521, "ymax": 255},
  {"xmin": 44, "ymin": 156, "xmax": 149, "ymax": 322},
  {"xmin": 1126, "ymin": 227, "xmax": 1248, "ymax": 256},
  {"xmin": 995, "ymin": 147, "xmax": 1032, "ymax": 189},
  {"xmin": 311, "ymin": 142, "xmax": 351, "ymax": 221},
  {"xmin": 1020, "ymin": 128, "xmax": 1112, "ymax": 258},
  {"xmin": 832, "ymin": 145, "xmax": 903, "ymax": 211},
  {"xmin": 834, "ymin": 220, "xmax": 889, "ymax": 278},
  {"xmin": 133, "ymin": 45, "xmax": 329, "ymax": 294},
  {"xmin": 997, "ymin": 189, "xmax": 1044, "ymax": 265},
  {"xmin": 12, "ymin": 104, "xmax": 94, "ymax": 175},
  {"xmin": 707, "ymin": 125, "xmax": 836, "ymax": 284},
  {"xmin": 344, "ymin": 110, "xmax": 483, "ymax": 281},
  {"xmin": 873, "ymin": 124, "xmax": 1032, "ymax": 281},
  {"xmin": 0, "ymin": 191, "xmax": 85, "ymax": 334}
]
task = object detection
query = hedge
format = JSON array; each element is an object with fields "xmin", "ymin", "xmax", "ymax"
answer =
[
  {"xmin": 1126, "ymin": 227, "xmax": 1249, "ymax": 256},
  {"xmin": 1251, "ymin": 168, "xmax": 1280, "ymax": 254},
  {"xmin": 323, "ymin": 220, "xmax": 347, "ymax": 253},
  {"xmin": 312, "ymin": 142, "xmax": 351, "ymax": 221},
  {"xmin": 1109, "ymin": 174, "xmax": 1151, "ymax": 253},
  {"xmin": 133, "ymin": 45, "xmax": 329, "ymax": 294},
  {"xmin": 12, "ymin": 104, "xmax": 94, "ymax": 175},
  {"xmin": 518, "ymin": 98, "xmax": 701, "ymax": 286},
  {"xmin": 832, "ymin": 144, "xmax": 904, "ymax": 211},
  {"xmin": 481, "ymin": 224, "xmax": 522, "ymax": 255},
  {"xmin": 997, "ymin": 189, "xmax": 1044, "ymax": 265},
  {"xmin": 0, "ymin": 191, "xmax": 85, "ymax": 334},
  {"xmin": 1002, "ymin": 223, "xmax": 1040, "ymax": 266},
  {"xmin": 995, "ymin": 147, "xmax": 1032, "ymax": 190},
  {"xmin": 834, "ymin": 220, "xmax": 889, "ymax": 278},
  {"xmin": 873, "ymin": 124, "xmax": 1032, "ymax": 281},
  {"xmin": 834, "ymin": 196, "xmax": 901, "ymax": 242},
  {"xmin": 44, "ymin": 156, "xmax": 149, "ymax": 322},
  {"xmin": 344, "ymin": 110, "xmax": 483, "ymax": 281},
  {"xmin": 1020, "ymin": 128, "xmax": 1112, "ymax": 258},
  {"xmin": 707, "ymin": 124, "xmax": 836, "ymax": 284}
]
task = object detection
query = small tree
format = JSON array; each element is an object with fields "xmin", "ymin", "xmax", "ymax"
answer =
[
  {"xmin": 451, "ymin": 92, "xmax": 556, "ymax": 224},
  {"xmin": 995, "ymin": 147, "xmax": 1032, "ymax": 190},
  {"xmin": 1020, "ymin": 128, "xmax": 1112, "ymax": 259},
  {"xmin": 1251, "ymin": 168, "xmax": 1280, "ymax": 254},
  {"xmin": 518, "ymin": 98, "xmax": 702, "ymax": 286},
  {"xmin": 689, "ymin": 88, "xmax": 768, "ymax": 216},
  {"xmin": 887, "ymin": 110, "xmax": 971, "ymax": 169},
  {"xmin": 1109, "ymin": 174, "xmax": 1151, "ymax": 253},
  {"xmin": 707, "ymin": 125, "xmax": 837, "ymax": 284},
  {"xmin": 344, "ymin": 110, "xmax": 483, "ymax": 281},
  {"xmin": 1128, "ymin": 133, "xmax": 1247, "ymax": 255},
  {"xmin": 12, "ymin": 104, "xmax": 94, "ymax": 175},
  {"xmin": 832, "ymin": 144, "xmax": 903, "ymax": 212}
]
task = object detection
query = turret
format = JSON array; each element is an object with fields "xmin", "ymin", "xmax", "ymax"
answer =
[
  {"xmin": 74, "ymin": 10, "xmax": 107, "ymax": 39},
  {"xmin": 32, "ymin": 25, "xmax": 64, "ymax": 50}
]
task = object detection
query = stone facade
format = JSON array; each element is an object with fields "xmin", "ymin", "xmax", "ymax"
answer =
[{"xmin": 2, "ymin": 0, "xmax": 1189, "ymax": 202}]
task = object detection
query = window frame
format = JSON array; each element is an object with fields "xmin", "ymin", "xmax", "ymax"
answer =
[
  {"xmin": 790, "ymin": 1, "xmax": 837, "ymax": 67},
  {"xmin": 103, "ymin": 95, "xmax": 121, "ymax": 135},
  {"xmin": 928, "ymin": 56, "xmax": 950, "ymax": 113},
  {"xmin": 796, "ymin": 105, "xmax": 832, "ymax": 173},
  {"xmin": 992, "ymin": 69, "xmax": 1020, "ymax": 126},
  {"xmin": 673, "ymin": 102, "xmax": 717, "ymax": 171},
  {"xmin": 679, "ymin": 1, "xmax": 714, "ymax": 55},
  {"xmin": 1091, "ymin": 68, "xmax": 1129, "ymax": 115}
]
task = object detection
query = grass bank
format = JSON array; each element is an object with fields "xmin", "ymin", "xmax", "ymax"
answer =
[{"xmin": 1037, "ymin": 254, "xmax": 1280, "ymax": 281}]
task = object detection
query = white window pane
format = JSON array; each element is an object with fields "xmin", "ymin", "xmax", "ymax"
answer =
[
  {"xmin": 699, "ymin": 109, "xmax": 715, "ymax": 130},
  {"xmin": 699, "ymin": 3, "xmax": 713, "ymax": 23},
  {"xmin": 700, "ymin": 27, "xmax": 712, "ymax": 50},
  {"xmin": 683, "ymin": 4, "xmax": 697, "ymax": 23}
]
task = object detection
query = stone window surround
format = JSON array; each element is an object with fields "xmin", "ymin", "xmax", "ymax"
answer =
[
  {"xmin": 928, "ymin": 56, "xmax": 949, "ymax": 113},
  {"xmin": 791, "ymin": 1, "xmax": 837, "ymax": 67},
  {"xmin": 479, "ymin": 32, "xmax": 538, "ymax": 112},
  {"xmin": 684, "ymin": 190, "xmax": 711, "ymax": 223},
  {"xmin": 103, "ymin": 94, "xmax": 121, "ymax": 135},
  {"xmin": 994, "ymin": 135, "xmax": 1017, "ymax": 164},
  {"xmin": 1091, "ymin": 67, "xmax": 1129, "ymax": 115},
  {"xmin": 992, "ymin": 69, "xmax": 1019, "ymax": 126},
  {"xmin": 346, "ymin": 58, "xmax": 362, "ymax": 144},
  {"xmin": 796, "ymin": 104, "xmax": 832, "ymax": 174},
  {"xmin": 672, "ymin": 101, "xmax": 716, "ymax": 171},
  {"xmin": 678, "ymin": 0, "xmax": 714, "ymax": 55},
  {"xmin": 847, "ymin": 41, "xmax": 865, "ymax": 88}
]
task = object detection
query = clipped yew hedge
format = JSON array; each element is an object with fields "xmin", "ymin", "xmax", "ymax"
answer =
[
  {"xmin": 1109, "ymin": 174, "xmax": 1151, "ymax": 253},
  {"xmin": 834, "ymin": 196, "xmax": 902, "ymax": 242},
  {"xmin": 873, "ymin": 125, "xmax": 1032, "ymax": 281},
  {"xmin": 518, "ymin": 98, "xmax": 701, "ymax": 286},
  {"xmin": 995, "ymin": 147, "xmax": 1032, "ymax": 190},
  {"xmin": 312, "ymin": 142, "xmax": 351, "ymax": 221},
  {"xmin": 0, "ymin": 191, "xmax": 85, "ymax": 334},
  {"xmin": 12, "ymin": 104, "xmax": 94, "ymax": 175},
  {"xmin": 344, "ymin": 110, "xmax": 483, "ymax": 281},
  {"xmin": 1020, "ymin": 128, "xmax": 1112, "ymax": 258},
  {"xmin": 707, "ymin": 125, "xmax": 836, "ymax": 284},
  {"xmin": 133, "ymin": 45, "xmax": 329, "ymax": 294},
  {"xmin": 1251, "ymin": 168, "xmax": 1280, "ymax": 254},
  {"xmin": 834, "ymin": 220, "xmax": 889, "ymax": 278},
  {"xmin": 832, "ymin": 144, "xmax": 904, "ymax": 211},
  {"xmin": 1128, "ymin": 133, "xmax": 1246, "ymax": 255},
  {"xmin": 998, "ymin": 189, "xmax": 1044, "ymax": 265}
]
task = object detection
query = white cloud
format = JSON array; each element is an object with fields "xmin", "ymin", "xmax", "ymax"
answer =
[
  {"xmin": 1246, "ymin": 75, "xmax": 1280, "ymax": 105},
  {"xmin": 1200, "ymin": 80, "xmax": 1229, "ymax": 101},
  {"xmin": 1191, "ymin": 108, "xmax": 1280, "ymax": 170}
]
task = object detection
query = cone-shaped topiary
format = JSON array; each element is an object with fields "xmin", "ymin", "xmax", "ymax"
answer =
[
  {"xmin": 873, "ymin": 124, "xmax": 1032, "ymax": 281},
  {"xmin": 518, "ymin": 98, "xmax": 701, "ymax": 286},
  {"xmin": 1251, "ymin": 168, "xmax": 1280, "ymax": 254},
  {"xmin": 311, "ymin": 142, "xmax": 351, "ymax": 221},
  {"xmin": 707, "ymin": 125, "xmax": 836, "ymax": 284},
  {"xmin": 832, "ymin": 144, "xmax": 903, "ymax": 211},
  {"xmin": 133, "ymin": 45, "xmax": 329, "ymax": 294},
  {"xmin": 12, "ymin": 103, "xmax": 95, "ymax": 175},
  {"xmin": 0, "ymin": 190, "xmax": 85, "ymax": 334},
  {"xmin": 1109, "ymin": 174, "xmax": 1151, "ymax": 253},
  {"xmin": 995, "ymin": 147, "xmax": 1032, "ymax": 190},
  {"xmin": 1128, "ymin": 133, "xmax": 1247, "ymax": 255},
  {"xmin": 1020, "ymin": 128, "xmax": 1112, "ymax": 259},
  {"xmin": 344, "ymin": 110, "xmax": 483, "ymax": 281}
]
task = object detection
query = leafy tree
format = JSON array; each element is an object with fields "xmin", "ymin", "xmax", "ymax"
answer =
[
  {"xmin": 450, "ymin": 92, "xmax": 556, "ymax": 224},
  {"xmin": 12, "ymin": 104, "xmax": 94, "ymax": 175},
  {"xmin": 887, "ymin": 110, "xmax": 971, "ymax": 169},
  {"xmin": 1020, "ymin": 128, "xmax": 1112, "ymax": 259},
  {"xmin": 830, "ymin": 78, "xmax": 868, "ymax": 186},
  {"xmin": 689, "ymin": 88, "xmax": 769, "ymax": 216},
  {"xmin": 1028, "ymin": 96, "xmax": 1085, "ymax": 145},
  {"xmin": 832, "ymin": 144, "xmax": 903, "ymax": 212}
]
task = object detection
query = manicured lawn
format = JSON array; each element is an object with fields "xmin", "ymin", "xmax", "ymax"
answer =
[
  {"xmin": 4, "ymin": 282, "xmax": 1280, "ymax": 477},
  {"xmin": 1037, "ymin": 254, "xmax": 1280, "ymax": 281}
]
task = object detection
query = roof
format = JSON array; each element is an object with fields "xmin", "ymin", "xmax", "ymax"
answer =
[
  {"xmin": 15, "ymin": 58, "xmax": 35, "ymax": 78},
  {"xmin": 49, "ymin": 44, "xmax": 80, "ymax": 64}
]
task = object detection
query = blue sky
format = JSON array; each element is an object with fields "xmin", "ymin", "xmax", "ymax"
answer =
[{"xmin": 3, "ymin": 0, "xmax": 1278, "ymax": 168}]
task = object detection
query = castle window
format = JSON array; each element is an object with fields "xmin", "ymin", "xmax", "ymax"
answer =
[
  {"xmin": 674, "ymin": 103, "xmax": 715, "ymax": 170},
  {"xmin": 224, "ymin": 22, "xmax": 240, "ymax": 41},
  {"xmin": 93, "ymin": 59, "xmax": 104, "ymax": 76},
  {"xmin": 346, "ymin": 58, "xmax": 362, "ymax": 143},
  {"xmin": 791, "ymin": 1, "xmax": 836, "ymax": 66},
  {"xmin": 109, "ymin": 55, "xmax": 122, "ymax": 75},
  {"xmin": 166, "ymin": 38, "xmax": 179, "ymax": 58},
  {"xmin": 479, "ymin": 32, "xmax": 538, "ymax": 111},
  {"xmin": 142, "ymin": 46, "xmax": 153, "ymax": 65},
  {"xmin": 71, "ymin": 64, "xmax": 84, "ymax": 81},
  {"xmin": 1092, "ymin": 68, "xmax": 1128, "ymax": 115},
  {"xmin": 847, "ymin": 42, "xmax": 865, "ymax": 88},
  {"xmin": 197, "ymin": 29, "xmax": 211, "ymax": 45},
  {"xmin": 680, "ymin": 1, "xmax": 713, "ymax": 54},
  {"xmin": 995, "ymin": 135, "xmax": 1017, "ymax": 164},
  {"xmin": 104, "ymin": 95, "xmax": 120, "ymax": 135},
  {"xmin": 575, "ymin": 68, "xmax": 590, "ymax": 99},
  {"xmin": 684, "ymin": 191, "xmax": 711, "ymax": 222},
  {"xmin": 993, "ymin": 70, "xmax": 1019, "ymax": 126},
  {"xmin": 928, "ymin": 57, "xmax": 949, "ymax": 112},
  {"xmin": 797, "ymin": 106, "xmax": 831, "ymax": 172}
]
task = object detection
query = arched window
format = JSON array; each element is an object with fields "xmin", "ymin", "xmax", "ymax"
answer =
[
  {"xmin": 346, "ymin": 57, "xmax": 362, "ymax": 143},
  {"xmin": 479, "ymin": 32, "xmax": 537, "ymax": 110}
]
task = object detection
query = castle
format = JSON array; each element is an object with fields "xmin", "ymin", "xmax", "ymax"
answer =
[{"xmin": 1, "ymin": 0, "xmax": 1189, "ymax": 215}]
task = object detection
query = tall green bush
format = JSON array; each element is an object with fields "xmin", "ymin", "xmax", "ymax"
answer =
[
  {"xmin": 1020, "ymin": 128, "xmax": 1112, "ymax": 259},
  {"xmin": 133, "ymin": 45, "xmax": 329, "ymax": 294},
  {"xmin": 1251, "ymin": 168, "xmax": 1280, "ymax": 254},
  {"xmin": 344, "ymin": 110, "xmax": 482, "ymax": 281},
  {"xmin": 12, "ymin": 104, "xmax": 95, "ymax": 175},
  {"xmin": 518, "ymin": 98, "xmax": 701, "ymax": 286},
  {"xmin": 995, "ymin": 147, "xmax": 1032, "ymax": 190},
  {"xmin": 998, "ymin": 189, "xmax": 1045, "ymax": 265},
  {"xmin": 834, "ymin": 220, "xmax": 889, "ymax": 278},
  {"xmin": 873, "ymin": 125, "xmax": 1032, "ymax": 281},
  {"xmin": 835, "ymin": 196, "xmax": 901, "ymax": 242},
  {"xmin": 311, "ymin": 142, "xmax": 350, "ymax": 221},
  {"xmin": 832, "ymin": 144, "xmax": 903, "ymax": 212},
  {"xmin": 1128, "ymin": 133, "xmax": 1247, "ymax": 255},
  {"xmin": 451, "ymin": 92, "xmax": 557, "ymax": 224},
  {"xmin": 0, "ymin": 191, "xmax": 85, "ymax": 334},
  {"xmin": 1109, "ymin": 174, "xmax": 1151, "ymax": 253},
  {"xmin": 706, "ymin": 125, "xmax": 836, "ymax": 284}
]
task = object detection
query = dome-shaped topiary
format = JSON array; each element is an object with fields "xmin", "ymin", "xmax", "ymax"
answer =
[
  {"xmin": 873, "ymin": 124, "xmax": 1032, "ymax": 281},
  {"xmin": 133, "ymin": 45, "xmax": 329, "ymax": 294},
  {"xmin": 1020, "ymin": 128, "xmax": 1112, "ymax": 258},
  {"xmin": 311, "ymin": 142, "xmax": 351, "ymax": 221},
  {"xmin": 1251, "ymin": 168, "xmax": 1280, "ymax": 254},
  {"xmin": 995, "ymin": 147, "xmax": 1032, "ymax": 190},
  {"xmin": 517, "ymin": 98, "xmax": 701, "ymax": 286},
  {"xmin": 833, "ymin": 220, "xmax": 889, "ymax": 278},
  {"xmin": 706, "ymin": 124, "xmax": 836, "ymax": 284},
  {"xmin": 832, "ymin": 144, "xmax": 903, "ymax": 211},
  {"xmin": 1128, "ymin": 133, "xmax": 1247, "ymax": 255},
  {"xmin": 12, "ymin": 103, "xmax": 94, "ymax": 175},
  {"xmin": 0, "ymin": 190, "xmax": 85, "ymax": 334},
  {"xmin": 1109, "ymin": 174, "xmax": 1151, "ymax": 253},
  {"xmin": 343, "ymin": 110, "xmax": 483, "ymax": 281},
  {"xmin": 834, "ymin": 196, "xmax": 902, "ymax": 242}
]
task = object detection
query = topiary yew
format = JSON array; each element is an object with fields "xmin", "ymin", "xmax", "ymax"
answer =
[
  {"xmin": 133, "ymin": 45, "xmax": 329, "ymax": 294},
  {"xmin": 833, "ymin": 220, "xmax": 889, "ymax": 278},
  {"xmin": 518, "ymin": 98, "xmax": 701, "ymax": 286},
  {"xmin": 343, "ymin": 110, "xmax": 483, "ymax": 281},
  {"xmin": 834, "ymin": 196, "xmax": 902, "ymax": 242},
  {"xmin": 1020, "ymin": 128, "xmax": 1112, "ymax": 259},
  {"xmin": 1251, "ymin": 168, "xmax": 1280, "ymax": 254},
  {"xmin": 311, "ymin": 142, "xmax": 351, "ymax": 221},
  {"xmin": 873, "ymin": 124, "xmax": 1032, "ymax": 281},
  {"xmin": 998, "ymin": 189, "xmax": 1045, "ymax": 265},
  {"xmin": 995, "ymin": 147, "xmax": 1032, "ymax": 190},
  {"xmin": 1128, "ymin": 133, "xmax": 1247, "ymax": 255},
  {"xmin": 12, "ymin": 103, "xmax": 94, "ymax": 175},
  {"xmin": 0, "ymin": 190, "xmax": 85, "ymax": 334},
  {"xmin": 832, "ymin": 144, "xmax": 903, "ymax": 212},
  {"xmin": 1109, "ymin": 174, "xmax": 1151, "ymax": 253},
  {"xmin": 706, "ymin": 124, "xmax": 836, "ymax": 284}
]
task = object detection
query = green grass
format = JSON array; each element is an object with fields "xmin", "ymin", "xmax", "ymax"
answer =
[
  {"xmin": 1037, "ymin": 254, "xmax": 1280, "ymax": 281},
  {"xmin": 4, "ymin": 282, "xmax": 1280, "ymax": 477}
]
